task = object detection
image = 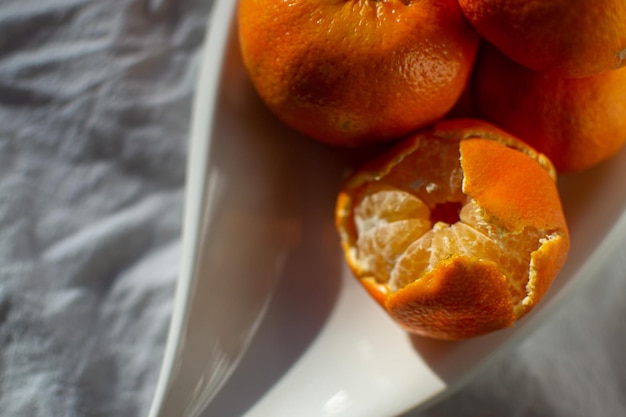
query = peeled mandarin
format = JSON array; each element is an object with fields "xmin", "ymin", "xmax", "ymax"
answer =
[{"xmin": 335, "ymin": 119, "xmax": 570, "ymax": 340}]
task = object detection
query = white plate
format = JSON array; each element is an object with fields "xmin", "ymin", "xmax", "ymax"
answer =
[{"xmin": 157, "ymin": 1, "xmax": 626, "ymax": 416}]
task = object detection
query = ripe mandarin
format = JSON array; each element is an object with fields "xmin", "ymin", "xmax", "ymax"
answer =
[
  {"xmin": 335, "ymin": 119, "xmax": 570, "ymax": 340},
  {"xmin": 238, "ymin": 0, "xmax": 478, "ymax": 147},
  {"xmin": 458, "ymin": 0, "xmax": 626, "ymax": 78},
  {"xmin": 471, "ymin": 43, "xmax": 626, "ymax": 172}
]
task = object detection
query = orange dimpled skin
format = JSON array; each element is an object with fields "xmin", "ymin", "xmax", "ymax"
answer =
[
  {"xmin": 335, "ymin": 119, "xmax": 570, "ymax": 340},
  {"xmin": 387, "ymin": 257, "xmax": 515, "ymax": 340},
  {"xmin": 472, "ymin": 44, "xmax": 626, "ymax": 172},
  {"xmin": 458, "ymin": 0, "xmax": 626, "ymax": 78},
  {"xmin": 460, "ymin": 138, "xmax": 564, "ymax": 233},
  {"xmin": 238, "ymin": 0, "xmax": 479, "ymax": 147}
]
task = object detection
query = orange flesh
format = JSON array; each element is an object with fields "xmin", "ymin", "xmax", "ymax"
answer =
[{"xmin": 345, "ymin": 136, "xmax": 562, "ymax": 318}]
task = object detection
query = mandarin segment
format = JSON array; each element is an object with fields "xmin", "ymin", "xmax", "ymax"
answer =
[
  {"xmin": 335, "ymin": 119, "xmax": 570, "ymax": 340},
  {"xmin": 378, "ymin": 133, "xmax": 465, "ymax": 205},
  {"xmin": 356, "ymin": 219, "xmax": 431, "ymax": 283},
  {"xmin": 353, "ymin": 185, "xmax": 432, "ymax": 282}
]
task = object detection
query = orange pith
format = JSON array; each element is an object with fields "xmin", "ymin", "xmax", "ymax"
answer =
[
  {"xmin": 238, "ymin": 0, "xmax": 479, "ymax": 147},
  {"xmin": 335, "ymin": 119, "xmax": 569, "ymax": 340}
]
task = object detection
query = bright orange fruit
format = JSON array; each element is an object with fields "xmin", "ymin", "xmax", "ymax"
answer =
[
  {"xmin": 335, "ymin": 119, "xmax": 569, "ymax": 340},
  {"xmin": 471, "ymin": 43, "xmax": 626, "ymax": 172},
  {"xmin": 238, "ymin": 0, "xmax": 478, "ymax": 147},
  {"xmin": 458, "ymin": 0, "xmax": 626, "ymax": 78}
]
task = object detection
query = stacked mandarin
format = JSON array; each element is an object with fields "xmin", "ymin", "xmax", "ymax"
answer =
[{"xmin": 238, "ymin": 0, "xmax": 626, "ymax": 340}]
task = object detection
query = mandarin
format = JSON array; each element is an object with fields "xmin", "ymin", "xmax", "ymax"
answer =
[
  {"xmin": 471, "ymin": 43, "xmax": 626, "ymax": 172},
  {"xmin": 238, "ymin": 0, "xmax": 478, "ymax": 147},
  {"xmin": 458, "ymin": 0, "xmax": 626, "ymax": 78},
  {"xmin": 335, "ymin": 119, "xmax": 569, "ymax": 340}
]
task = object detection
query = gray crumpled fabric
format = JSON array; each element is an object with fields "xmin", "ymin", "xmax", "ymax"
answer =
[
  {"xmin": 2, "ymin": 1, "xmax": 625, "ymax": 417},
  {"xmin": 0, "ymin": 0, "xmax": 211, "ymax": 415}
]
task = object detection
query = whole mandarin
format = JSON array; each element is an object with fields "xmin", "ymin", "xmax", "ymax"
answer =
[
  {"xmin": 458, "ymin": 0, "xmax": 626, "ymax": 78},
  {"xmin": 471, "ymin": 43, "xmax": 626, "ymax": 172},
  {"xmin": 238, "ymin": 0, "xmax": 478, "ymax": 147}
]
